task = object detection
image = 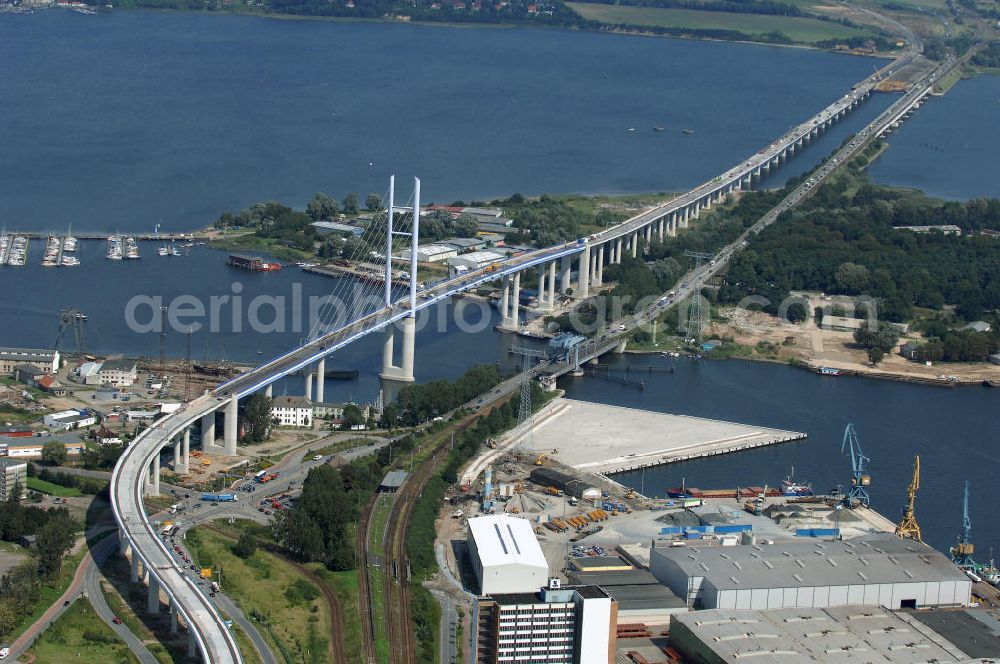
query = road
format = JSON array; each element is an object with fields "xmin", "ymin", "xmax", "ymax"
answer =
[
  {"xmin": 8, "ymin": 534, "xmax": 118, "ymax": 662},
  {"xmin": 82, "ymin": 538, "xmax": 161, "ymax": 664}
]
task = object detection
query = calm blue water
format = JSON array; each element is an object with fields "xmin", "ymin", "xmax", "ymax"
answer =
[
  {"xmin": 869, "ymin": 75, "xmax": 1000, "ymax": 199},
  {"xmin": 561, "ymin": 355, "xmax": 1000, "ymax": 558},
  {"xmin": 3, "ymin": 10, "xmax": 995, "ymax": 560},
  {"xmin": 0, "ymin": 9, "xmax": 884, "ymax": 233}
]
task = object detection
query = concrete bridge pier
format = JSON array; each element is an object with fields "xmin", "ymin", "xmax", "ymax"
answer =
[
  {"xmin": 657, "ymin": 217, "xmax": 665, "ymax": 241},
  {"xmin": 500, "ymin": 272, "xmax": 522, "ymax": 326},
  {"xmin": 596, "ymin": 245, "xmax": 604, "ymax": 286},
  {"xmin": 188, "ymin": 635, "xmax": 197, "ymax": 659},
  {"xmin": 560, "ymin": 256, "xmax": 571, "ymax": 294},
  {"xmin": 172, "ymin": 438, "xmax": 182, "ymax": 473},
  {"xmin": 315, "ymin": 357, "xmax": 325, "ymax": 404},
  {"xmin": 180, "ymin": 428, "xmax": 190, "ymax": 474},
  {"xmin": 130, "ymin": 549, "xmax": 140, "ymax": 583},
  {"xmin": 380, "ymin": 316, "xmax": 416, "ymax": 381},
  {"xmin": 147, "ymin": 572, "xmax": 160, "ymax": 614},
  {"xmin": 304, "ymin": 371, "xmax": 313, "ymax": 402},
  {"xmin": 537, "ymin": 266, "xmax": 547, "ymax": 310},
  {"xmin": 146, "ymin": 453, "xmax": 160, "ymax": 496},
  {"xmin": 223, "ymin": 395, "xmax": 238, "ymax": 455},
  {"xmin": 264, "ymin": 384, "xmax": 272, "ymax": 398},
  {"xmin": 547, "ymin": 261, "xmax": 557, "ymax": 308},
  {"xmin": 200, "ymin": 412, "xmax": 215, "ymax": 450},
  {"xmin": 576, "ymin": 245, "xmax": 591, "ymax": 299},
  {"xmin": 170, "ymin": 603, "xmax": 179, "ymax": 635}
]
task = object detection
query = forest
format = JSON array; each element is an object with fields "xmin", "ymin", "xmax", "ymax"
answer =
[{"xmin": 717, "ymin": 185, "xmax": 1000, "ymax": 323}]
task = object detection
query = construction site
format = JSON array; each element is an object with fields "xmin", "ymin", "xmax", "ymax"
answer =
[{"xmin": 439, "ymin": 404, "xmax": 1000, "ymax": 664}]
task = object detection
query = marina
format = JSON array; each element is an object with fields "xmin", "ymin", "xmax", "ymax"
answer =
[
  {"xmin": 514, "ymin": 398, "xmax": 807, "ymax": 475},
  {"xmin": 40, "ymin": 229, "xmax": 80, "ymax": 267}
]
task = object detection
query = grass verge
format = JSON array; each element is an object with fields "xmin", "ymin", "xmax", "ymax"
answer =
[
  {"xmin": 25, "ymin": 598, "xmax": 139, "ymax": 664},
  {"xmin": 185, "ymin": 525, "xmax": 333, "ymax": 664},
  {"xmin": 26, "ymin": 477, "xmax": 82, "ymax": 497},
  {"xmin": 2, "ymin": 549, "xmax": 85, "ymax": 643},
  {"xmin": 314, "ymin": 569, "xmax": 363, "ymax": 664}
]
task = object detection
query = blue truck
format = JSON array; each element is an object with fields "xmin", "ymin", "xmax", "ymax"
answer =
[{"xmin": 200, "ymin": 493, "xmax": 238, "ymax": 502}]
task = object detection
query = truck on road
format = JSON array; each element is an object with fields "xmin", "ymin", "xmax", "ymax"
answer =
[{"xmin": 201, "ymin": 493, "xmax": 238, "ymax": 502}]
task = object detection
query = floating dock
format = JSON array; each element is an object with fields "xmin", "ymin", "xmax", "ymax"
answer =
[{"xmin": 526, "ymin": 398, "xmax": 806, "ymax": 475}]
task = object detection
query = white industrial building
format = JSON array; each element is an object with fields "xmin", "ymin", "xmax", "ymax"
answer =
[
  {"xmin": 43, "ymin": 409, "xmax": 97, "ymax": 431},
  {"xmin": 473, "ymin": 581, "xmax": 617, "ymax": 664},
  {"xmin": 271, "ymin": 396, "xmax": 313, "ymax": 428},
  {"xmin": 414, "ymin": 244, "xmax": 458, "ymax": 263},
  {"xmin": 650, "ymin": 533, "xmax": 971, "ymax": 611},
  {"xmin": 98, "ymin": 359, "xmax": 138, "ymax": 387},
  {"xmin": 467, "ymin": 514, "xmax": 549, "ymax": 594},
  {"xmin": 670, "ymin": 605, "xmax": 975, "ymax": 664},
  {"xmin": 0, "ymin": 347, "xmax": 59, "ymax": 375},
  {"xmin": 448, "ymin": 250, "xmax": 505, "ymax": 274}
]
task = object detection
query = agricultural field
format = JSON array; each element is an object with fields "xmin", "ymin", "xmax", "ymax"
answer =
[{"xmin": 567, "ymin": 3, "xmax": 874, "ymax": 43}]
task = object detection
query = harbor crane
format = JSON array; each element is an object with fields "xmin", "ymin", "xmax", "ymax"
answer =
[
  {"xmin": 54, "ymin": 308, "xmax": 87, "ymax": 356},
  {"xmin": 895, "ymin": 455, "xmax": 922, "ymax": 542},
  {"xmin": 840, "ymin": 423, "xmax": 871, "ymax": 508},
  {"xmin": 950, "ymin": 480, "xmax": 977, "ymax": 571},
  {"xmin": 682, "ymin": 250, "xmax": 713, "ymax": 342}
]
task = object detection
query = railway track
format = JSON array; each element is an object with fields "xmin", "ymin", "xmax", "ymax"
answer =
[
  {"xmin": 200, "ymin": 523, "xmax": 348, "ymax": 664},
  {"xmin": 357, "ymin": 494, "xmax": 379, "ymax": 664},
  {"xmin": 378, "ymin": 406, "xmax": 501, "ymax": 664}
]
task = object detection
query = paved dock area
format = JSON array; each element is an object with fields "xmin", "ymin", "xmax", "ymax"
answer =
[{"xmin": 526, "ymin": 399, "xmax": 806, "ymax": 475}]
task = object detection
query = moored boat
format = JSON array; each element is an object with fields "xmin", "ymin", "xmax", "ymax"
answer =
[{"xmin": 781, "ymin": 466, "xmax": 813, "ymax": 496}]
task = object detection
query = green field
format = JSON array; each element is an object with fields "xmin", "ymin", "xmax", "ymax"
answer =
[
  {"xmin": 26, "ymin": 477, "xmax": 82, "ymax": 497},
  {"xmin": 567, "ymin": 3, "xmax": 871, "ymax": 43},
  {"xmin": 315, "ymin": 568, "xmax": 364, "ymax": 664},
  {"xmin": 186, "ymin": 525, "xmax": 333, "ymax": 664},
  {"xmin": 25, "ymin": 599, "xmax": 139, "ymax": 664}
]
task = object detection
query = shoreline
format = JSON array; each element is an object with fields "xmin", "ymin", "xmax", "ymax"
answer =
[
  {"xmin": 29, "ymin": 3, "xmax": 904, "ymax": 58},
  {"xmin": 624, "ymin": 348, "xmax": 995, "ymax": 389}
]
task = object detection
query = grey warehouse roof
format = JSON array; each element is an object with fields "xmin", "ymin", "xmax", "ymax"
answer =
[
  {"xmin": 673, "ymin": 605, "xmax": 970, "ymax": 664},
  {"xmin": 654, "ymin": 533, "xmax": 969, "ymax": 591}
]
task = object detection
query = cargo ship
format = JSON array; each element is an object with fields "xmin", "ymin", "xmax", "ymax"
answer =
[{"xmin": 227, "ymin": 253, "xmax": 282, "ymax": 272}]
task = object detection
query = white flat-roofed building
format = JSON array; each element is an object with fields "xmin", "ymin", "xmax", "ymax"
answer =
[
  {"xmin": 271, "ymin": 396, "xmax": 312, "ymax": 427},
  {"xmin": 467, "ymin": 514, "xmax": 549, "ymax": 595},
  {"xmin": 473, "ymin": 581, "xmax": 617, "ymax": 664},
  {"xmin": 448, "ymin": 250, "xmax": 505, "ymax": 274},
  {"xmin": 0, "ymin": 347, "xmax": 59, "ymax": 375},
  {"xmin": 6, "ymin": 441, "xmax": 84, "ymax": 459},
  {"xmin": 650, "ymin": 532, "xmax": 971, "ymax": 611},
  {"xmin": 43, "ymin": 409, "xmax": 97, "ymax": 431},
  {"xmin": 311, "ymin": 221, "xmax": 364, "ymax": 237},
  {"xmin": 98, "ymin": 358, "xmax": 137, "ymax": 387},
  {"xmin": 414, "ymin": 244, "xmax": 458, "ymax": 263}
]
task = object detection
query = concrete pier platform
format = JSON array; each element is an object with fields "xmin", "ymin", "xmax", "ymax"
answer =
[{"xmin": 525, "ymin": 398, "xmax": 806, "ymax": 475}]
